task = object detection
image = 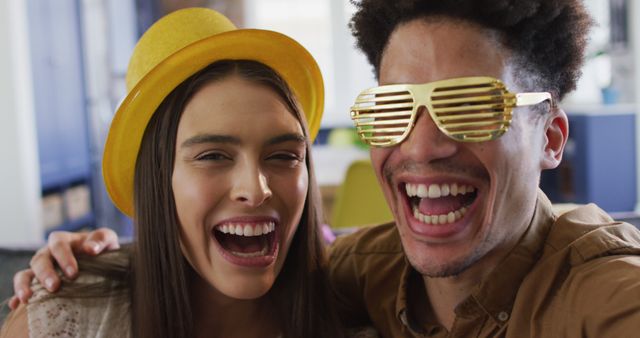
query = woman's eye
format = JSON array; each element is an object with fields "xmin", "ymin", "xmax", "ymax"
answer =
[
  {"xmin": 269, "ymin": 152, "xmax": 303, "ymax": 162},
  {"xmin": 196, "ymin": 152, "xmax": 230, "ymax": 161}
]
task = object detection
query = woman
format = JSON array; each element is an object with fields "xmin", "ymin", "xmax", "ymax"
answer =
[{"xmin": 1, "ymin": 7, "xmax": 343, "ymax": 338}]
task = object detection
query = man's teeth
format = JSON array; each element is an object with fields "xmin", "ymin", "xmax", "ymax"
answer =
[
  {"xmin": 405, "ymin": 182, "xmax": 475, "ymax": 225},
  {"xmin": 215, "ymin": 222, "xmax": 275, "ymax": 236},
  {"xmin": 412, "ymin": 205, "xmax": 467, "ymax": 225},
  {"xmin": 405, "ymin": 182, "xmax": 475, "ymax": 198}
]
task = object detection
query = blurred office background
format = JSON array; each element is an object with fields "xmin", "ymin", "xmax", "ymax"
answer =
[{"xmin": 1, "ymin": 0, "xmax": 639, "ymax": 248}]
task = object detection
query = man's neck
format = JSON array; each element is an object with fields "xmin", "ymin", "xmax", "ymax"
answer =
[
  {"xmin": 423, "ymin": 259, "xmax": 488, "ymax": 330},
  {"xmin": 422, "ymin": 227, "xmax": 527, "ymax": 331}
]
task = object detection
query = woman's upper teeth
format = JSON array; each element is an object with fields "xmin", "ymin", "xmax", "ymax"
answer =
[
  {"xmin": 215, "ymin": 222, "xmax": 275, "ymax": 236},
  {"xmin": 405, "ymin": 182, "xmax": 476, "ymax": 198}
]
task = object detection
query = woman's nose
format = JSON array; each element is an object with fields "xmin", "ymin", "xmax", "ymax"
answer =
[{"xmin": 229, "ymin": 164, "xmax": 272, "ymax": 207}]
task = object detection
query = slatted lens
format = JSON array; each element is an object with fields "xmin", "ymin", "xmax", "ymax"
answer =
[
  {"xmin": 430, "ymin": 80, "xmax": 514, "ymax": 142},
  {"xmin": 351, "ymin": 87, "xmax": 415, "ymax": 146}
]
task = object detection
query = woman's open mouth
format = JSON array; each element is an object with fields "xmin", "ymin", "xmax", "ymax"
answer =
[{"xmin": 211, "ymin": 221, "xmax": 279, "ymax": 267}]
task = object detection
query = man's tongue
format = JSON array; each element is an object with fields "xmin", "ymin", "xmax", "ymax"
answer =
[
  {"xmin": 418, "ymin": 195, "xmax": 467, "ymax": 215},
  {"xmin": 219, "ymin": 233, "xmax": 266, "ymax": 253}
]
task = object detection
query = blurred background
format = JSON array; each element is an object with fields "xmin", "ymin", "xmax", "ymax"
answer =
[{"xmin": 0, "ymin": 0, "xmax": 639, "ymax": 248}]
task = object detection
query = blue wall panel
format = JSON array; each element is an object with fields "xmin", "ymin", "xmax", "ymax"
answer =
[
  {"xmin": 28, "ymin": 0, "xmax": 94, "ymax": 234},
  {"xmin": 28, "ymin": 0, "xmax": 90, "ymax": 191},
  {"xmin": 540, "ymin": 112, "xmax": 637, "ymax": 212}
]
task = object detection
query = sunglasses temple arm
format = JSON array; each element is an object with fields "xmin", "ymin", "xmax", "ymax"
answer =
[{"xmin": 515, "ymin": 92, "xmax": 553, "ymax": 107}]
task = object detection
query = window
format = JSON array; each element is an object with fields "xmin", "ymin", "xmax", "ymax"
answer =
[{"xmin": 244, "ymin": 0, "xmax": 377, "ymax": 127}]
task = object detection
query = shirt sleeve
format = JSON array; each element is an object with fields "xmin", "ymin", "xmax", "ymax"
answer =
[{"xmin": 561, "ymin": 255, "xmax": 640, "ymax": 337}]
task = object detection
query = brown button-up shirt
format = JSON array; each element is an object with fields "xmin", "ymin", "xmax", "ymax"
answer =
[{"xmin": 328, "ymin": 191, "xmax": 640, "ymax": 337}]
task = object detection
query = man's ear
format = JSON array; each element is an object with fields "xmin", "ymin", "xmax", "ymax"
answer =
[{"xmin": 540, "ymin": 107, "xmax": 569, "ymax": 170}]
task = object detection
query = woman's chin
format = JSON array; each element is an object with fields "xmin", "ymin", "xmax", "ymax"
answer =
[
  {"xmin": 215, "ymin": 277, "xmax": 274, "ymax": 300},
  {"xmin": 185, "ymin": 256, "xmax": 276, "ymax": 301}
]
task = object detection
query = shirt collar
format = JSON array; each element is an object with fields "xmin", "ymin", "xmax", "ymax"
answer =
[{"xmin": 396, "ymin": 257, "xmax": 442, "ymax": 334}]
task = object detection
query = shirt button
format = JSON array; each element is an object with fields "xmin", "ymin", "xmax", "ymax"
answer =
[{"xmin": 497, "ymin": 311, "xmax": 509, "ymax": 322}]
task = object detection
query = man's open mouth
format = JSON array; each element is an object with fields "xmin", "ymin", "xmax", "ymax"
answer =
[
  {"xmin": 405, "ymin": 182, "xmax": 478, "ymax": 225},
  {"xmin": 213, "ymin": 222, "xmax": 277, "ymax": 259}
]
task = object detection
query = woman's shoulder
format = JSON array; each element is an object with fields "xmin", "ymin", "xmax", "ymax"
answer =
[
  {"xmin": 28, "ymin": 293, "xmax": 131, "ymax": 338},
  {"xmin": 26, "ymin": 250, "xmax": 132, "ymax": 338}
]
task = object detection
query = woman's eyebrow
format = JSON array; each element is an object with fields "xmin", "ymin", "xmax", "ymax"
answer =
[
  {"xmin": 181, "ymin": 134, "xmax": 241, "ymax": 148},
  {"xmin": 181, "ymin": 133, "xmax": 306, "ymax": 148},
  {"xmin": 266, "ymin": 133, "xmax": 307, "ymax": 146}
]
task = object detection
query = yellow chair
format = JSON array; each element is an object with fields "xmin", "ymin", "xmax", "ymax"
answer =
[{"xmin": 330, "ymin": 159, "xmax": 394, "ymax": 229}]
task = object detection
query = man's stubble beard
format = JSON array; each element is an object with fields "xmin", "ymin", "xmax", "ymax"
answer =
[{"xmin": 383, "ymin": 159, "xmax": 495, "ymax": 278}]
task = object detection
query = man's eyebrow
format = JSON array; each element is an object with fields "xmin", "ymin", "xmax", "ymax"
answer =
[
  {"xmin": 267, "ymin": 133, "xmax": 307, "ymax": 146},
  {"xmin": 181, "ymin": 134, "xmax": 241, "ymax": 148}
]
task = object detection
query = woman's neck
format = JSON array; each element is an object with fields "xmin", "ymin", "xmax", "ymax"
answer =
[{"xmin": 188, "ymin": 270, "xmax": 281, "ymax": 338}]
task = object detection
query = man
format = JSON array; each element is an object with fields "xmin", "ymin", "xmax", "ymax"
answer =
[
  {"xmin": 328, "ymin": 0, "xmax": 640, "ymax": 336},
  {"xmin": 10, "ymin": 1, "xmax": 640, "ymax": 337}
]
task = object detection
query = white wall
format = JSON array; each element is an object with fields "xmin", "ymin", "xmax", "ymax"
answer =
[{"xmin": 0, "ymin": 0, "xmax": 44, "ymax": 246}]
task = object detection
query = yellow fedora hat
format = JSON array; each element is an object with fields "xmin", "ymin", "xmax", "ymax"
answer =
[{"xmin": 103, "ymin": 7, "xmax": 324, "ymax": 217}]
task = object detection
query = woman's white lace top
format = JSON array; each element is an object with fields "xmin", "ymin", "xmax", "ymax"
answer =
[
  {"xmin": 26, "ymin": 274, "xmax": 131, "ymax": 338},
  {"xmin": 25, "ymin": 273, "xmax": 379, "ymax": 338}
]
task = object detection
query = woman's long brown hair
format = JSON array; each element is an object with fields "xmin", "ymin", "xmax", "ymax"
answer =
[{"xmin": 133, "ymin": 60, "xmax": 344, "ymax": 338}]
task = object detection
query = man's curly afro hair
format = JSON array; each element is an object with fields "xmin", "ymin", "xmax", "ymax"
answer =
[{"xmin": 350, "ymin": 0, "xmax": 593, "ymax": 100}]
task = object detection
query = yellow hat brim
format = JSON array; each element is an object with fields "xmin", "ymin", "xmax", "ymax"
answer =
[{"xmin": 104, "ymin": 29, "xmax": 324, "ymax": 217}]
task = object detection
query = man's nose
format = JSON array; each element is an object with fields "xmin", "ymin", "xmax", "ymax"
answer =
[
  {"xmin": 229, "ymin": 162, "xmax": 272, "ymax": 207},
  {"xmin": 398, "ymin": 106, "xmax": 459, "ymax": 161}
]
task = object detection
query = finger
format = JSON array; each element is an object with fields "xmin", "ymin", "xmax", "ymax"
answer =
[
  {"xmin": 83, "ymin": 227, "xmax": 120, "ymax": 254},
  {"xmin": 48, "ymin": 230, "xmax": 88, "ymax": 254},
  {"xmin": 48, "ymin": 231, "xmax": 88, "ymax": 277},
  {"xmin": 8, "ymin": 295, "xmax": 20, "ymax": 310},
  {"xmin": 30, "ymin": 248, "xmax": 61, "ymax": 292},
  {"xmin": 13, "ymin": 269, "xmax": 35, "ymax": 303},
  {"xmin": 49, "ymin": 235, "xmax": 80, "ymax": 278}
]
